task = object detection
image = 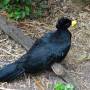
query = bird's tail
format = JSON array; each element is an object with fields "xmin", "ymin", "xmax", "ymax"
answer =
[{"xmin": 0, "ymin": 62, "xmax": 25, "ymax": 82}]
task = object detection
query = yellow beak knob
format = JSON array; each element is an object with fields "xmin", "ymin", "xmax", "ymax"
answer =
[{"xmin": 71, "ymin": 20, "xmax": 77, "ymax": 27}]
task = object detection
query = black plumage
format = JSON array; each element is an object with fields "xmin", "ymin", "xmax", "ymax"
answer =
[{"xmin": 0, "ymin": 17, "xmax": 72, "ymax": 82}]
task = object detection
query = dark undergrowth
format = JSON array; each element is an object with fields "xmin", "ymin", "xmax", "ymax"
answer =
[{"xmin": 0, "ymin": 0, "xmax": 49, "ymax": 20}]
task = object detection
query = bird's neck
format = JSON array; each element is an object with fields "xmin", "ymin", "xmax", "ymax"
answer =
[
  {"xmin": 56, "ymin": 28, "xmax": 68, "ymax": 35},
  {"xmin": 57, "ymin": 28, "xmax": 68, "ymax": 31}
]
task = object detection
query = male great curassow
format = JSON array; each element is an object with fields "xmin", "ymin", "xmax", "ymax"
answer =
[{"xmin": 0, "ymin": 17, "xmax": 77, "ymax": 82}]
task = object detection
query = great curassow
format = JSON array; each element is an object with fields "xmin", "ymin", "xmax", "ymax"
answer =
[{"xmin": 0, "ymin": 17, "xmax": 77, "ymax": 82}]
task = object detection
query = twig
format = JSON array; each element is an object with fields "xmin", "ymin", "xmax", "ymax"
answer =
[
  {"xmin": 0, "ymin": 87, "xmax": 16, "ymax": 90},
  {"xmin": 0, "ymin": 36, "xmax": 8, "ymax": 43},
  {"xmin": 0, "ymin": 48, "xmax": 20, "ymax": 57},
  {"xmin": 32, "ymin": 77, "xmax": 45, "ymax": 90}
]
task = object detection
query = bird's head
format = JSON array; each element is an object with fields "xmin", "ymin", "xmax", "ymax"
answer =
[{"xmin": 56, "ymin": 17, "xmax": 77, "ymax": 30}]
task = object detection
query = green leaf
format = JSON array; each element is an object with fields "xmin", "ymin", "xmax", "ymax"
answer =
[
  {"xmin": 14, "ymin": 11, "xmax": 21, "ymax": 20},
  {"xmin": 25, "ymin": 0, "xmax": 32, "ymax": 5},
  {"xmin": 54, "ymin": 82, "xmax": 65, "ymax": 90},
  {"xmin": 8, "ymin": 12, "xmax": 14, "ymax": 18},
  {"xmin": 2, "ymin": 0, "xmax": 10, "ymax": 6},
  {"xmin": 25, "ymin": 6, "xmax": 30, "ymax": 15},
  {"xmin": 65, "ymin": 84, "xmax": 74, "ymax": 90},
  {"xmin": 54, "ymin": 82, "xmax": 75, "ymax": 90},
  {"xmin": 22, "ymin": 11, "xmax": 26, "ymax": 18},
  {"xmin": 16, "ymin": 0, "xmax": 19, "ymax": 2}
]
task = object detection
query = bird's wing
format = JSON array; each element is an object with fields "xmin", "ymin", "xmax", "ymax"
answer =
[{"xmin": 29, "ymin": 32, "xmax": 53, "ymax": 52}]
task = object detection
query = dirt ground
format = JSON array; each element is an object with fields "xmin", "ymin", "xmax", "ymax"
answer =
[{"xmin": 0, "ymin": 0, "xmax": 90, "ymax": 90}]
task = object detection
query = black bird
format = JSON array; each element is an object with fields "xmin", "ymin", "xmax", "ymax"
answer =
[{"xmin": 0, "ymin": 17, "xmax": 77, "ymax": 82}]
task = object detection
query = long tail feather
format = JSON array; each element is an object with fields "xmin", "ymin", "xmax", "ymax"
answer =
[{"xmin": 0, "ymin": 62, "xmax": 25, "ymax": 82}]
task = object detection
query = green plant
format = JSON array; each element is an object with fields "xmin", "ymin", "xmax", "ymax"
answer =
[
  {"xmin": 54, "ymin": 82, "xmax": 74, "ymax": 90},
  {"xmin": 0, "ymin": 0, "xmax": 48, "ymax": 20}
]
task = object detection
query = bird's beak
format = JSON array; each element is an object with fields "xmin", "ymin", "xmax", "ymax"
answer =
[{"xmin": 71, "ymin": 20, "xmax": 77, "ymax": 28}]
